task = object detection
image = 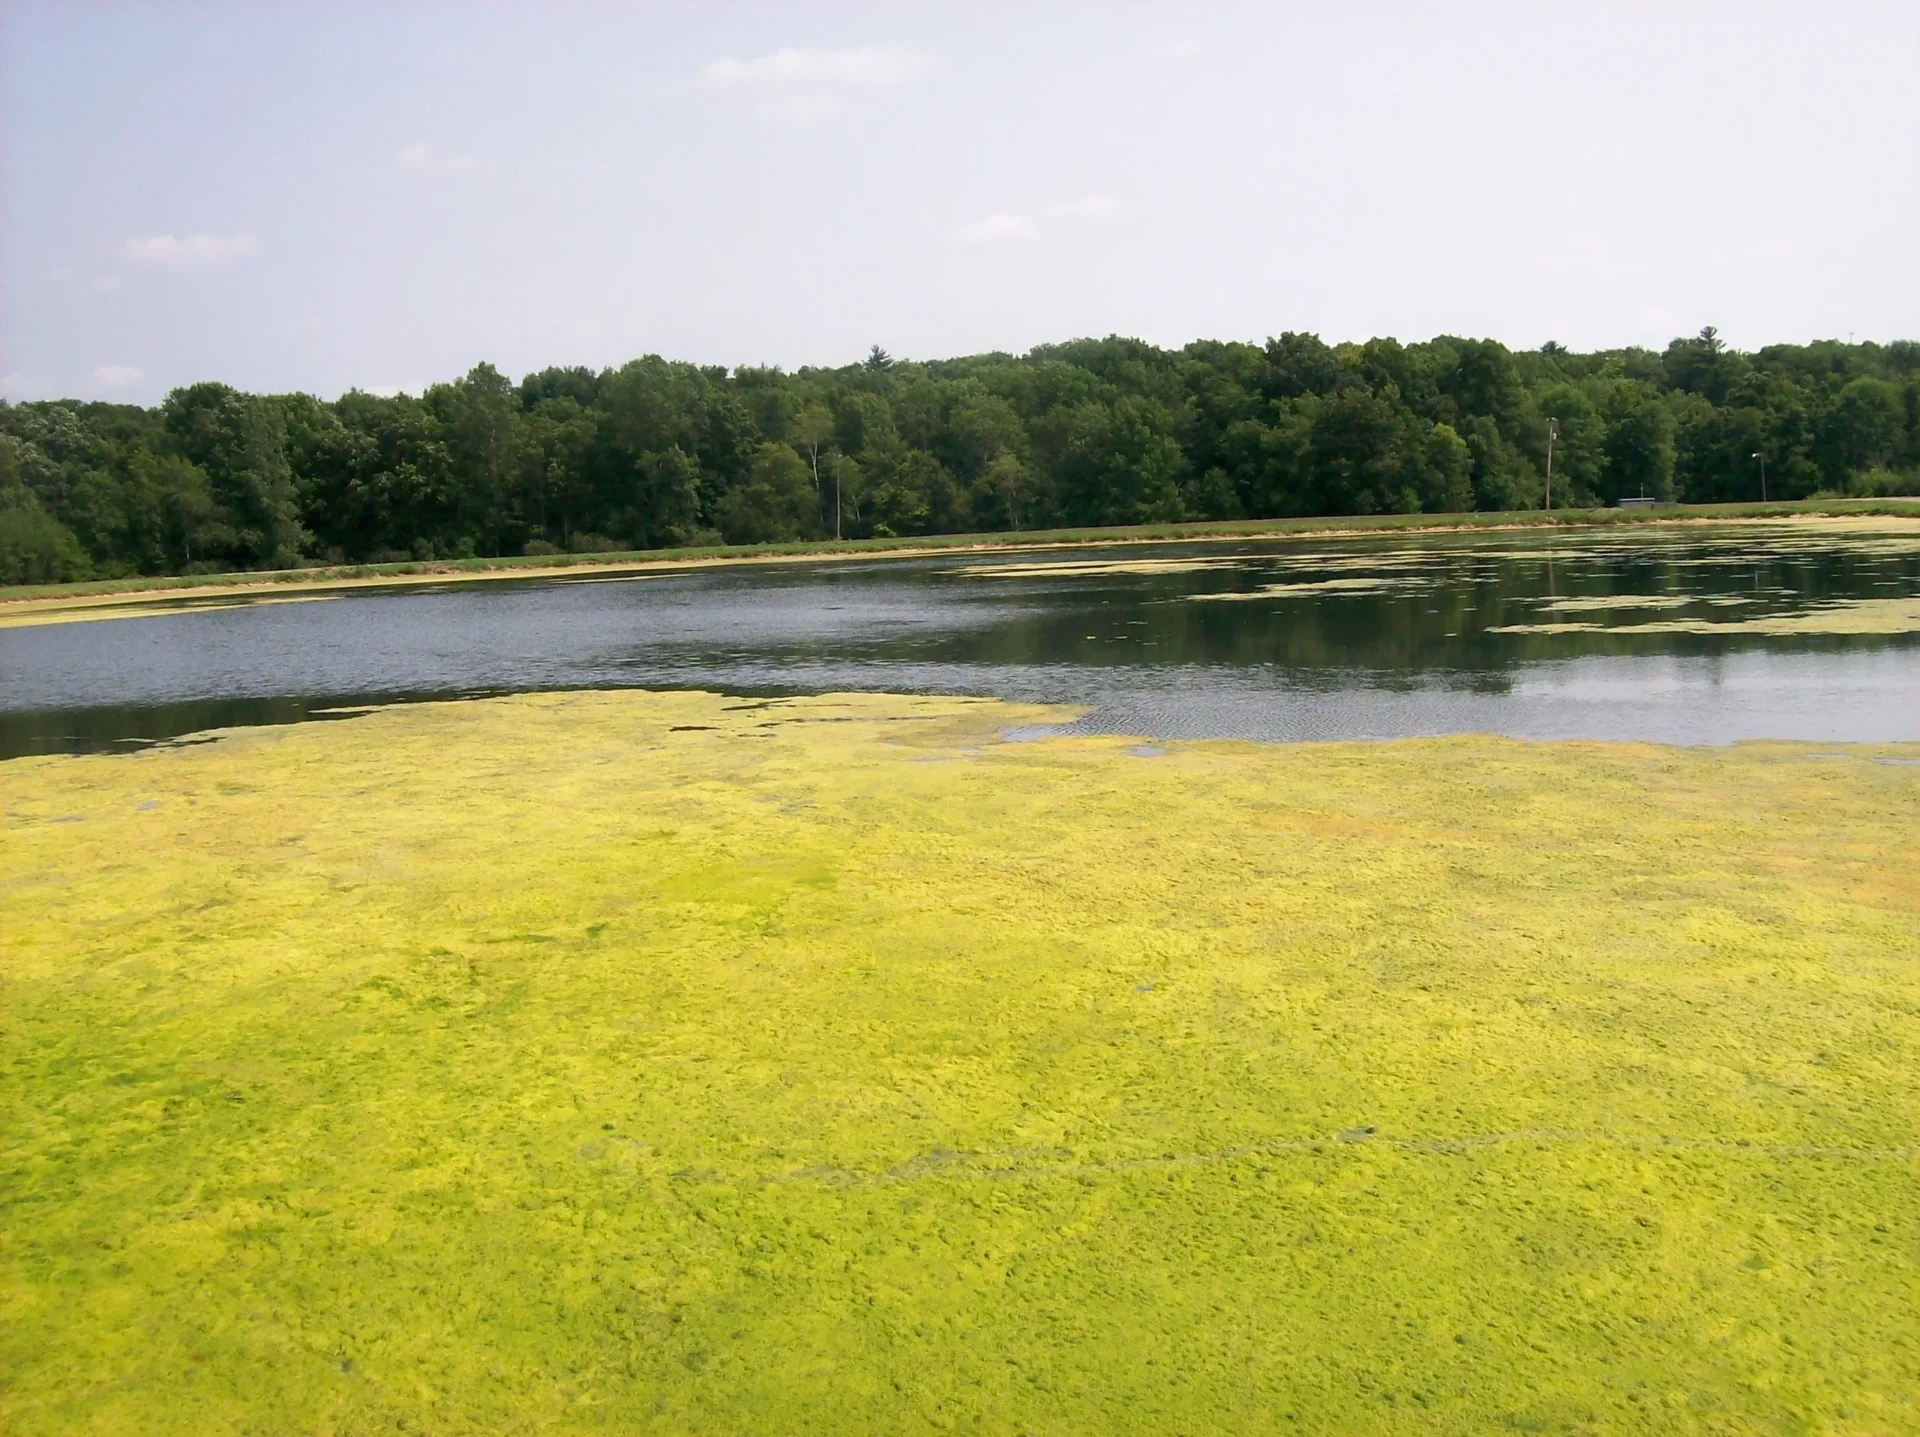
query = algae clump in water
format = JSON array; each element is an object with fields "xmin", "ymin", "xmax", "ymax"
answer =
[{"xmin": 4, "ymin": 690, "xmax": 1918, "ymax": 1433}]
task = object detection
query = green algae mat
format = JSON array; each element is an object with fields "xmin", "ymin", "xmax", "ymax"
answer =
[{"xmin": 4, "ymin": 692, "xmax": 1917, "ymax": 1434}]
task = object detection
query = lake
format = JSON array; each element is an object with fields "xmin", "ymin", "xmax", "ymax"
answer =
[{"xmin": 3, "ymin": 520, "xmax": 1917, "ymax": 757}]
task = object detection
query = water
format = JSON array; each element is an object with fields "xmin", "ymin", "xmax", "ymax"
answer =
[{"xmin": 3, "ymin": 523, "xmax": 1916, "ymax": 756}]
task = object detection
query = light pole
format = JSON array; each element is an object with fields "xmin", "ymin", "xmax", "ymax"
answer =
[
  {"xmin": 1545, "ymin": 418, "xmax": 1559, "ymax": 511},
  {"xmin": 1752, "ymin": 451, "xmax": 1767, "ymax": 503}
]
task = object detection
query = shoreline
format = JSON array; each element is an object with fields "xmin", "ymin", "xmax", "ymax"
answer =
[{"xmin": 3, "ymin": 497, "xmax": 1916, "ymax": 623}]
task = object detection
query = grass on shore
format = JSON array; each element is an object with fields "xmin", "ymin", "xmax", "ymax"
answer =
[
  {"xmin": 4, "ymin": 690, "xmax": 1918, "ymax": 1433},
  {"xmin": 4, "ymin": 497, "xmax": 1917, "ymax": 610}
]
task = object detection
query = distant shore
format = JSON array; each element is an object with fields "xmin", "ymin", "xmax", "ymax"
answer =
[{"xmin": 3, "ymin": 497, "xmax": 1916, "ymax": 624}]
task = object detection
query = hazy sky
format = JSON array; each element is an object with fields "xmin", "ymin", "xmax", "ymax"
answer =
[{"xmin": 4, "ymin": 1, "xmax": 1916, "ymax": 405}]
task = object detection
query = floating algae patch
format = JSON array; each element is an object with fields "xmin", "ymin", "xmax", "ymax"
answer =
[
  {"xmin": 5, "ymin": 691, "xmax": 1920, "ymax": 1433},
  {"xmin": 0, "ymin": 591, "xmax": 340, "ymax": 629},
  {"xmin": 1535, "ymin": 593, "xmax": 1698, "ymax": 613},
  {"xmin": 1189, "ymin": 575, "xmax": 1434, "ymax": 601},
  {"xmin": 1764, "ymin": 514, "xmax": 1920, "ymax": 534},
  {"xmin": 1244, "ymin": 548, "xmax": 1445, "ymax": 571},
  {"xmin": 1462, "ymin": 524, "xmax": 1920, "ymax": 566},
  {"xmin": 1457, "ymin": 547, "xmax": 1616, "ymax": 562},
  {"xmin": 1490, "ymin": 619, "xmax": 1665, "ymax": 635},
  {"xmin": 960, "ymin": 555, "xmax": 1245, "ymax": 579},
  {"xmin": 1493, "ymin": 594, "xmax": 1920, "ymax": 636},
  {"xmin": 1664, "ymin": 595, "xmax": 1920, "ymax": 633},
  {"xmin": 1653, "ymin": 532, "xmax": 1920, "ymax": 565},
  {"xmin": 544, "ymin": 572, "xmax": 672, "ymax": 586},
  {"xmin": 963, "ymin": 547, "xmax": 1446, "ymax": 582}
]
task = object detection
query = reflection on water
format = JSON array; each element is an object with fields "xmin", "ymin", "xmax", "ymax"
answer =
[{"xmin": 3, "ymin": 523, "xmax": 1916, "ymax": 756}]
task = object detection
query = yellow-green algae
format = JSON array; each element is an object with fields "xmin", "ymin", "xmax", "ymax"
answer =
[
  {"xmin": 1189, "ymin": 576, "xmax": 1434, "ymax": 600},
  {"xmin": 0, "ymin": 592, "xmax": 340, "ymax": 630},
  {"xmin": 4, "ymin": 691, "xmax": 1918, "ymax": 1434},
  {"xmin": 1491, "ymin": 595, "xmax": 1920, "ymax": 636},
  {"xmin": 960, "ymin": 556, "xmax": 1241, "ymax": 579},
  {"xmin": 1535, "ymin": 595, "xmax": 1698, "ymax": 613}
]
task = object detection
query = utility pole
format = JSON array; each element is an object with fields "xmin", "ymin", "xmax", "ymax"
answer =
[
  {"xmin": 1545, "ymin": 418, "xmax": 1559, "ymax": 511},
  {"xmin": 1752, "ymin": 451, "xmax": 1767, "ymax": 503}
]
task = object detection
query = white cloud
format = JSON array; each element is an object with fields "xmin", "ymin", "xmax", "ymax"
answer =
[
  {"xmin": 395, "ymin": 142, "xmax": 481, "ymax": 174},
  {"xmin": 92, "ymin": 364, "xmax": 144, "ymax": 388},
  {"xmin": 954, "ymin": 212, "xmax": 1035, "ymax": 244},
  {"xmin": 46, "ymin": 265, "xmax": 73, "ymax": 282},
  {"xmin": 2, "ymin": 372, "xmax": 44, "ymax": 399},
  {"xmin": 119, "ymin": 232, "xmax": 259, "ymax": 267},
  {"xmin": 1165, "ymin": 40, "xmax": 1203, "ymax": 59},
  {"xmin": 694, "ymin": 46, "xmax": 928, "ymax": 89},
  {"xmin": 1640, "ymin": 307, "xmax": 1676, "ymax": 331},
  {"xmin": 1048, "ymin": 195, "xmax": 1129, "ymax": 221},
  {"xmin": 89, "ymin": 275, "xmax": 124, "ymax": 295}
]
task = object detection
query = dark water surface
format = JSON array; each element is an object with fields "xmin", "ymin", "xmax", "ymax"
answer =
[{"xmin": 4, "ymin": 523, "xmax": 1917, "ymax": 756}]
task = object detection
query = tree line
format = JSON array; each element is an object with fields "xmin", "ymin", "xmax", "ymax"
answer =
[{"xmin": 2, "ymin": 329, "xmax": 1916, "ymax": 584}]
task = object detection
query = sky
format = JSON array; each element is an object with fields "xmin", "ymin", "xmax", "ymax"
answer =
[{"xmin": 3, "ymin": 1, "xmax": 1917, "ymax": 406}]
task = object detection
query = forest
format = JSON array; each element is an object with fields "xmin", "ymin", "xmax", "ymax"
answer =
[{"xmin": 2, "ymin": 328, "xmax": 1916, "ymax": 584}]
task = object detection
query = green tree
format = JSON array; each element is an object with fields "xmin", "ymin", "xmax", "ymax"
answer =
[
  {"xmin": 1224, "ymin": 402, "xmax": 1316, "ymax": 518},
  {"xmin": 1596, "ymin": 383, "xmax": 1676, "ymax": 503},
  {"xmin": 162, "ymin": 384, "xmax": 309, "ymax": 568},
  {"xmin": 148, "ymin": 453, "xmax": 220, "ymax": 568},
  {"xmin": 982, "ymin": 452, "xmax": 1033, "ymax": 530},
  {"xmin": 1303, "ymin": 388, "xmax": 1426, "ymax": 515},
  {"xmin": 856, "ymin": 442, "xmax": 938, "ymax": 537},
  {"xmin": 789, "ymin": 403, "xmax": 835, "ymax": 500},
  {"xmin": 1663, "ymin": 326, "xmax": 1750, "ymax": 406},
  {"xmin": 1436, "ymin": 338, "xmax": 1526, "ymax": 434},
  {"xmin": 1260, "ymin": 332, "xmax": 1342, "ymax": 400},
  {"xmin": 0, "ymin": 432, "xmax": 90, "ymax": 583},
  {"xmin": 1041, "ymin": 397, "xmax": 1185, "ymax": 526},
  {"xmin": 632, "ymin": 446, "xmax": 702, "ymax": 546},
  {"xmin": 519, "ymin": 397, "xmax": 597, "ymax": 547},
  {"xmin": 12, "ymin": 327, "xmax": 1920, "ymax": 584},
  {"xmin": 714, "ymin": 442, "xmax": 818, "ymax": 544},
  {"xmin": 1820, "ymin": 378, "xmax": 1907, "ymax": 480},
  {"xmin": 1462, "ymin": 414, "xmax": 1538, "ymax": 511},
  {"xmin": 434, "ymin": 363, "xmax": 521, "ymax": 556},
  {"xmin": 1417, "ymin": 423, "xmax": 1474, "ymax": 512},
  {"xmin": 828, "ymin": 451, "xmax": 864, "ymax": 538},
  {"xmin": 1673, "ymin": 394, "xmax": 1769, "ymax": 503},
  {"xmin": 0, "ymin": 504, "xmax": 89, "ymax": 584},
  {"xmin": 1530, "ymin": 383, "xmax": 1606, "ymax": 506}
]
